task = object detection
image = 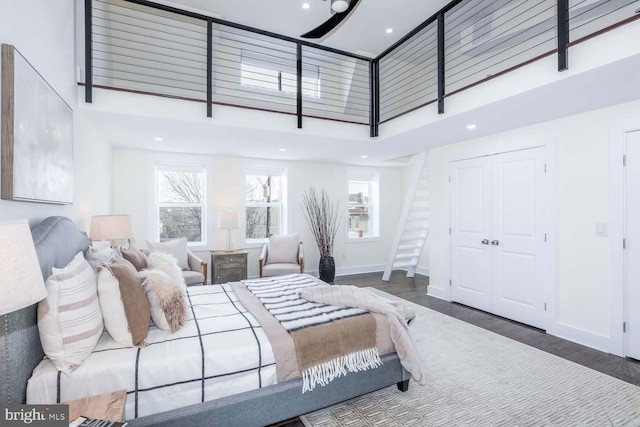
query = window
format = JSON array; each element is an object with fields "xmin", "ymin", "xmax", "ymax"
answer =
[
  {"xmin": 240, "ymin": 51, "xmax": 321, "ymax": 98},
  {"xmin": 245, "ymin": 167, "xmax": 287, "ymax": 242},
  {"xmin": 155, "ymin": 162, "xmax": 206, "ymax": 244},
  {"xmin": 347, "ymin": 170, "xmax": 379, "ymax": 239}
]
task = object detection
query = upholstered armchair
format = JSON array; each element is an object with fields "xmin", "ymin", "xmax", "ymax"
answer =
[
  {"xmin": 142, "ymin": 238, "xmax": 208, "ymax": 285},
  {"xmin": 259, "ymin": 234, "xmax": 304, "ymax": 278}
]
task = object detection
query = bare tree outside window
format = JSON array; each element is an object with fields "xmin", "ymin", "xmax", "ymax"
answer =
[
  {"xmin": 156, "ymin": 165, "xmax": 205, "ymax": 243},
  {"xmin": 245, "ymin": 172, "xmax": 284, "ymax": 240}
]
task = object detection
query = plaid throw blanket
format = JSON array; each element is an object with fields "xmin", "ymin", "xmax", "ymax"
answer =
[{"xmin": 244, "ymin": 275, "xmax": 381, "ymax": 392}]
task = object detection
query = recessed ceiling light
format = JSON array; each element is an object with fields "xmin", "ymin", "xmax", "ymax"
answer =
[
  {"xmin": 385, "ymin": 28, "xmax": 393, "ymax": 34},
  {"xmin": 302, "ymin": 3, "xmax": 310, "ymax": 9},
  {"xmin": 154, "ymin": 137, "xmax": 163, "ymax": 142},
  {"xmin": 466, "ymin": 124, "xmax": 477, "ymax": 130},
  {"xmin": 361, "ymin": 155, "xmax": 368, "ymax": 159},
  {"xmin": 280, "ymin": 148, "xmax": 287, "ymax": 152}
]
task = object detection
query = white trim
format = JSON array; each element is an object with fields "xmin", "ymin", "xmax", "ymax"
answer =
[
  {"xmin": 335, "ymin": 264, "xmax": 386, "ymax": 277},
  {"xmin": 553, "ymin": 322, "xmax": 610, "ymax": 354},
  {"xmin": 609, "ymin": 120, "xmax": 640, "ymax": 357},
  {"xmin": 415, "ymin": 266, "xmax": 430, "ymax": 277},
  {"xmin": 443, "ymin": 137, "xmax": 557, "ymax": 332},
  {"xmin": 345, "ymin": 167, "xmax": 380, "ymax": 241}
]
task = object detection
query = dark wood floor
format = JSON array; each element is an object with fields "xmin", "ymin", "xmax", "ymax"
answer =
[{"xmin": 272, "ymin": 271, "xmax": 640, "ymax": 427}]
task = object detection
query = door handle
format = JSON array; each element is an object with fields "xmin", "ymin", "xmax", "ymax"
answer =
[
  {"xmin": 481, "ymin": 239, "xmax": 489, "ymax": 245},
  {"xmin": 491, "ymin": 240, "xmax": 499, "ymax": 246}
]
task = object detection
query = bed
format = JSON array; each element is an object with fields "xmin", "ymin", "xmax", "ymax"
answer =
[{"xmin": 0, "ymin": 216, "xmax": 411, "ymax": 427}]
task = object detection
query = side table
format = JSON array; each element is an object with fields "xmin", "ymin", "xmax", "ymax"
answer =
[
  {"xmin": 211, "ymin": 250, "xmax": 248, "ymax": 284},
  {"xmin": 63, "ymin": 389, "xmax": 127, "ymax": 423}
]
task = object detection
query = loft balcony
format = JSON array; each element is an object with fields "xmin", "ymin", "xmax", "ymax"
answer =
[{"xmin": 78, "ymin": 0, "xmax": 640, "ymax": 164}]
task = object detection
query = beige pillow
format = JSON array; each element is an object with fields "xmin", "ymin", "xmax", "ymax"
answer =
[
  {"xmin": 267, "ymin": 234, "xmax": 299, "ymax": 264},
  {"xmin": 142, "ymin": 269, "xmax": 188, "ymax": 332},
  {"xmin": 122, "ymin": 245, "xmax": 148, "ymax": 271},
  {"xmin": 37, "ymin": 252, "xmax": 104, "ymax": 373},
  {"xmin": 146, "ymin": 238, "xmax": 189, "ymax": 270},
  {"xmin": 98, "ymin": 258, "xmax": 150, "ymax": 347}
]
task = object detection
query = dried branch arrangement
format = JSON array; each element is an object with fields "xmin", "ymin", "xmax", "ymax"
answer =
[{"xmin": 301, "ymin": 187, "xmax": 341, "ymax": 259}]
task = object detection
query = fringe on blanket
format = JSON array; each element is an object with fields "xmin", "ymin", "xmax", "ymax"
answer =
[{"xmin": 301, "ymin": 347, "xmax": 383, "ymax": 393}]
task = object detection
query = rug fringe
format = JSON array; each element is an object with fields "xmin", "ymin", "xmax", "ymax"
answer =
[{"xmin": 301, "ymin": 347, "xmax": 382, "ymax": 393}]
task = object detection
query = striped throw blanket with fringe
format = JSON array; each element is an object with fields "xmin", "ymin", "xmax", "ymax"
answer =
[{"xmin": 243, "ymin": 274, "xmax": 381, "ymax": 392}]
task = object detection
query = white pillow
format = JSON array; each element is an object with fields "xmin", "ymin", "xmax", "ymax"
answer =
[
  {"xmin": 267, "ymin": 234, "xmax": 299, "ymax": 264},
  {"xmin": 146, "ymin": 238, "xmax": 189, "ymax": 270},
  {"xmin": 37, "ymin": 252, "xmax": 104, "ymax": 374},
  {"xmin": 142, "ymin": 269, "xmax": 188, "ymax": 332}
]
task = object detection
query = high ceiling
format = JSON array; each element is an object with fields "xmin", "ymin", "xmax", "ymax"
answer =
[{"xmin": 150, "ymin": 0, "xmax": 449, "ymax": 57}]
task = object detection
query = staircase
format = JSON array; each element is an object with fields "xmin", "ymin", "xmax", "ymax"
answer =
[{"xmin": 382, "ymin": 152, "xmax": 429, "ymax": 281}]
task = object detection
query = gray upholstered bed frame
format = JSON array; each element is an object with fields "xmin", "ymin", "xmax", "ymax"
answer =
[{"xmin": 1, "ymin": 216, "xmax": 410, "ymax": 427}]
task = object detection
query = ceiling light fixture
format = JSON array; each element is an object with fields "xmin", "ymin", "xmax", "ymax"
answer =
[
  {"xmin": 331, "ymin": 0, "xmax": 350, "ymax": 13},
  {"xmin": 280, "ymin": 148, "xmax": 287, "ymax": 152},
  {"xmin": 154, "ymin": 137, "xmax": 163, "ymax": 141},
  {"xmin": 361, "ymin": 155, "xmax": 368, "ymax": 159},
  {"xmin": 302, "ymin": 2, "xmax": 310, "ymax": 9},
  {"xmin": 466, "ymin": 124, "xmax": 477, "ymax": 130},
  {"xmin": 386, "ymin": 28, "xmax": 393, "ymax": 34}
]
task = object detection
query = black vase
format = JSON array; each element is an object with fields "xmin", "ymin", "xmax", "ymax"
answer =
[{"xmin": 318, "ymin": 257, "xmax": 335, "ymax": 283}]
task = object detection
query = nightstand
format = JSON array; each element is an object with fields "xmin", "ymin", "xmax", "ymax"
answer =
[
  {"xmin": 63, "ymin": 389, "xmax": 126, "ymax": 423},
  {"xmin": 211, "ymin": 251, "xmax": 248, "ymax": 284}
]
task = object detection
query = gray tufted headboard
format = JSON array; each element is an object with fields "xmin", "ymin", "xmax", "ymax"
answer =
[{"xmin": 0, "ymin": 216, "xmax": 90, "ymax": 405}]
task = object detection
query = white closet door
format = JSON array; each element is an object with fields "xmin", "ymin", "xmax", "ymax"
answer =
[
  {"xmin": 491, "ymin": 148, "xmax": 546, "ymax": 329},
  {"xmin": 450, "ymin": 156, "xmax": 492, "ymax": 312},
  {"xmin": 625, "ymin": 130, "xmax": 640, "ymax": 360}
]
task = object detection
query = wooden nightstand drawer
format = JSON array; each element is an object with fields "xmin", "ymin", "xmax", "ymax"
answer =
[{"xmin": 211, "ymin": 251, "xmax": 247, "ymax": 284}]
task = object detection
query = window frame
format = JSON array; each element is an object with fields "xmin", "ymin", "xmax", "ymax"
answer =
[
  {"xmin": 243, "ymin": 165, "xmax": 288, "ymax": 246},
  {"xmin": 346, "ymin": 168, "xmax": 380, "ymax": 242},
  {"xmin": 153, "ymin": 161, "xmax": 207, "ymax": 247}
]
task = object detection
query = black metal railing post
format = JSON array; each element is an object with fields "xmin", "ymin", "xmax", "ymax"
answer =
[
  {"xmin": 437, "ymin": 12, "xmax": 445, "ymax": 114},
  {"xmin": 373, "ymin": 60, "xmax": 380, "ymax": 137},
  {"xmin": 84, "ymin": 0, "xmax": 93, "ymax": 103},
  {"xmin": 297, "ymin": 43, "xmax": 303, "ymax": 129},
  {"xmin": 557, "ymin": 0, "xmax": 569, "ymax": 71},
  {"xmin": 207, "ymin": 19, "xmax": 213, "ymax": 117}
]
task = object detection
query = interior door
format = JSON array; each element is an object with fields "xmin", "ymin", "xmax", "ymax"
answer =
[
  {"xmin": 491, "ymin": 148, "xmax": 546, "ymax": 329},
  {"xmin": 625, "ymin": 130, "xmax": 640, "ymax": 360},
  {"xmin": 450, "ymin": 156, "xmax": 492, "ymax": 312}
]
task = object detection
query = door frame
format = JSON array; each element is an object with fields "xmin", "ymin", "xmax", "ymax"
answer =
[
  {"xmin": 443, "ymin": 137, "xmax": 558, "ymax": 332},
  {"xmin": 610, "ymin": 121, "xmax": 640, "ymax": 357}
]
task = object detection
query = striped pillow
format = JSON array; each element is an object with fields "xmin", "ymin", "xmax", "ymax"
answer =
[{"xmin": 37, "ymin": 251, "xmax": 104, "ymax": 373}]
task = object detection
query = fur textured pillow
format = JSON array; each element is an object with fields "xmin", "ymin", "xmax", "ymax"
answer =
[
  {"xmin": 147, "ymin": 251, "xmax": 187, "ymax": 293},
  {"xmin": 142, "ymin": 269, "xmax": 188, "ymax": 332}
]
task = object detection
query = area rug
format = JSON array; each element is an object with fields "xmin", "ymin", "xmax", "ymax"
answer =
[{"xmin": 300, "ymin": 289, "xmax": 640, "ymax": 427}]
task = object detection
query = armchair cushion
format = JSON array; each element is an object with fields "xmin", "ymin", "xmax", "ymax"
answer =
[
  {"xmin": 146, "ymin": 238, "xmax": 189, "ymax": 270},
  {"xmin": 266, "ymin": 233, "xmax": 300, "ymax": 265}
]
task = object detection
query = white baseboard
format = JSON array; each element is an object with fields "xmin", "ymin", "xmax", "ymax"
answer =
[
  {"xmin": 549, "ymin": 321, "xmax": 611, "ymax": 354},
  {"xmin": 427, "ymin": 285, "xmax": 449, "ymax": 301},
  {"xmin": 415, "ymin": 266, "xmax": 430, "ymax": 277}
]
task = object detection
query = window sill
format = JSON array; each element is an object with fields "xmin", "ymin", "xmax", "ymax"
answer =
[{"xmin": 344, "ymin": 237, "xmax": 381, "ymax": 244}]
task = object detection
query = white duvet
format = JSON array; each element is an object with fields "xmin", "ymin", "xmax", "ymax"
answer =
[{"xmin": 27, "ymin": 284, "xmax": 277, "ymax": 420}]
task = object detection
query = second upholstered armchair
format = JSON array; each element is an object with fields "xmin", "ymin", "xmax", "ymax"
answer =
[{"xmin": 259, "ymin": 234, "xmax": 304, "ymax": 278}]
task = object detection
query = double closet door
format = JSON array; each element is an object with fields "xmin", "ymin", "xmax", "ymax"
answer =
[{"xmin": 450, "ymin": 147, "xmax": 547, "ymax": 329}]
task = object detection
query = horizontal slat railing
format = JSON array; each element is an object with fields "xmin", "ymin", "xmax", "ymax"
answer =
[{"xmin": 85, "ymin": 0, "xmax": 640, "ymax": 134}]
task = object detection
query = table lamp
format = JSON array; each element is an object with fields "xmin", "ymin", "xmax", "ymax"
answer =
[
  {"xmin": 218, "ymin": 211, "xmax": 240, "ymax": 252},
  {"xmin": 0, "ymin": 219, "xmax": 47, "ymax": 316},
  {"xmin": 90, "ymin": 215, "xmax": 134, "ymax": 246}
]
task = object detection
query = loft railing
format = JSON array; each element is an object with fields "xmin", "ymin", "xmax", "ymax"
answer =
[{"xmin": 83, "ymin": 0, "xmax": 640, "ymax": 137}]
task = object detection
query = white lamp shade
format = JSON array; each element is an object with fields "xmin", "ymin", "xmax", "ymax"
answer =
[
  {"xmin": 331, "ymin": 0, "xmax": 349, "ymax": 13},
  {"xmin": 218, "ymin": 211, "xmax": 240, "ymax": 229},
  {"xmin": 0, "ymin": 219, "xmax": 47, "ymax": 316},
  {"xmin": 90, "ymin": 215, "xmax": 134, "ymax": 241}
]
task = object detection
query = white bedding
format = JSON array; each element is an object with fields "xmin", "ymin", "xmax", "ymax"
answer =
[{"xmin": 27, "ymin": 284, "xmax": 277, "ymax": 420}]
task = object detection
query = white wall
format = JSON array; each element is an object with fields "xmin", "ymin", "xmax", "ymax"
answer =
[
  {"xmin": 428, "ymin": 98, "xmax": 640, "ymax": 353},
  {"xmin": 111, "ymin": 147, "xmax": 405, "ymax": 279},
  {"xmin": 0, "ymin": 0, "xmax": 111, "ymax": 229}
]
